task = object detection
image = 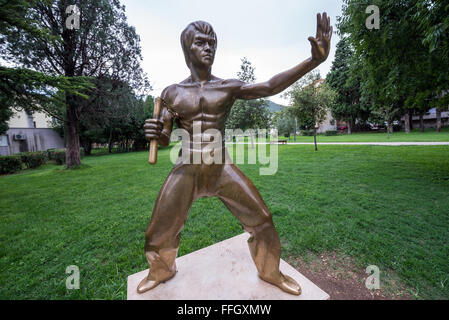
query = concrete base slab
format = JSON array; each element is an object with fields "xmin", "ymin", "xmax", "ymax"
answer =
[{"xmin": 127, "ymin": 233, "xmax": 329, "ymax": 300}]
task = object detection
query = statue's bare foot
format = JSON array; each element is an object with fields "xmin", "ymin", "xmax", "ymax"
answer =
[
  {"xmin": 259, "ymin": 272, "xmax": 302, "ymax": 296},
  {"xmin": 137, "ymin": 272, "xmax": 176, "ymax": 294}
]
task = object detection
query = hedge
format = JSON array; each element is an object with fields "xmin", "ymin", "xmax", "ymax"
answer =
[
  {"xmin": 19, "ymin": 151, "xmax": 47, "ymax": 169},
  {"xmin": 301, "ymin": 130, "xmax": 315, "ymax": 136},
  {"xmin": 0, "ymin": 148, "xmax": 86, "ymax": 174},
  {"xmin": 0, "ymin": 155, "xmax": 23, "ymax": 175},
  {"xmin": 324, "ymin": 130, "xmax": 338, "ymax": 136},
  {"xmin": 48, "ymin": 148, "xmax": 85, "ymax": 165}
]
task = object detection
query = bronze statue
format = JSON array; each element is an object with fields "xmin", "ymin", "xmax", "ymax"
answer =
[{"xmin": 139, "ymin": 13, "xmax": 332, "ymax": 296}]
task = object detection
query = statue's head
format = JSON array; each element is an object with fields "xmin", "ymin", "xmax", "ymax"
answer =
[{"xmin": 181, "ymin": 21, "xmax": 217, "ymax": 70}]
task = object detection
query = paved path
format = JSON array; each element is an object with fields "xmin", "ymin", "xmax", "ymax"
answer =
[{"xmin": 228, "ymin": 142, "xmax": 449, "ymax": 146}]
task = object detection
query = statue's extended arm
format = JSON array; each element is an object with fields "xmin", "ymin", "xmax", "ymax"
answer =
[{"xmin": 235, "ymin": 12, "xmax": 333, "ymax": 100}]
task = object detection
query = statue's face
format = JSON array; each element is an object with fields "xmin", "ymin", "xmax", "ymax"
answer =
[{"xmin": 189, "ymin": 32, "xmax": 216, "ymax": 69}]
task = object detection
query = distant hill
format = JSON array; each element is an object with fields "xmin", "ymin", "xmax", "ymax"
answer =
[{"xmin": 266, "ymin": 100, "xmax": 285, "ymax": 113}]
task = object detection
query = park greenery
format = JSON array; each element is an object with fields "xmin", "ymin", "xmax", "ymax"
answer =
[
  {"xmin": 0, "ymin": 0, "xmax": 149, "ymax": 168},
  {"xmin": 326, "ymin": 37, "xmax": 369, "ymax": 134},
  {"xmin": 1, "ymin": 0, "xmax": 449, "ymax": 301},
  {"xmin": 0, "ymin": 149, "xmax": 85, "ymax": 174},
  {"xmin": 335, "ymin": 0, "xmax": 449, "ymax": 133},
  {"xmin": 282, "ymin": 71, "xmax": 337, "ymax": 151},
  {"xmin": 1, "ymin": 145, "xmax": 448, "ymax": 299},
  {"xmin": 272, "ymin": 112, "xmax": 296, "ymax": 140},
  {"xmin": 226, "ymin": 57, "xmax": 271, "ymax": 139},
  {"xmin": 274, "ymin": 0, "xmax": 449, "ymax": 139},
  {"xmin": 1, "ymin": 0, "xmax": 448, "ymax": 164},
  {"xmin": 0, "ymin": 0, "xmax": 95, "ymax": 139}
]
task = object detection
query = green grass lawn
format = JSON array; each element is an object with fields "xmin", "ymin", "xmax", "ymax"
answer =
[
  {"xmin": 273, "ymin": 127, "xmax": 449, "ymax": 142},
  {"xmin": 1, "ymin": 144, "xmax": 448, "ymax": 299}
]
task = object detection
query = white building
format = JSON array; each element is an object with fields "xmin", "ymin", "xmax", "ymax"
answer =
[
  {"xmin": 402, "ymin": 108, "xmax": 449, "ymax": 129},
  {"xmin": 314, "ymin": 79, "xmax": 337, "ymax": 134},
  {"xmin": 0, "ymin": 111, "xmax": 64, "ymax": 156},
  {"xmin": 317, "ymin": 109, "xmax": 337, "ymax": 134}
]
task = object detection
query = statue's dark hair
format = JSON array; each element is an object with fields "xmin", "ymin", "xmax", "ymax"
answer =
[{"xmin": 180, "ymin": 21, "xmax": 217, "ymax": 67}]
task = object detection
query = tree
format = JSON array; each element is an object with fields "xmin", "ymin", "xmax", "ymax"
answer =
[
  {"xmin": 52, "ymin": 86, "xmax": 153, "ymax": 155},
  {"xmin": 414, "ymin": 0, "xmax": 449, "ymax": 132},
  {"xmin": 143, "ymin": 95, "xmax": 155, "ymax": 120},
  {"xmin": 338, "ymin": 0, "xmax": 449, "ymax": 134},
  {"xmin": 0, "ymin": 0, "xmax": 93, "ymax": 136},
  {"xmin": 226, "ymin": 57, "xmax": 271, "ymax": 146},
  {"xmin": 77, "ymin": 79, "xmax": 152, "ymax": 154},
  {"xmin": 272, "ymin": 110, "xmax": 295, "ymax": 139},
  {"xmin": 1, "ymin": 0, "xmax": 149, "ymax": 167},
  {"xmin": 284, "ymin": 71, "xmax": 336, "ymax": 151},
  {"xmin": 0, "ymin": 102, "xmax": 13, "ymax": 135},
  {"xmin": 102, "ymin": 90, "xmax": 152, "ymax": 154},
  {"xmin": 326, "ymin": 37, "xmax": 369, "ymax": 134},
  {"xmin": 78, "ymin": 77, "xmax": 134, "ymax": 154}
]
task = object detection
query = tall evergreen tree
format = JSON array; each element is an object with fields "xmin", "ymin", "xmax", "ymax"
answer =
[
  {"xmin": 0, "ymin": 0, "xmax": 93, "ymax": 136},
  {"xmin": 226, "ymin": 57, "xmax": 271, "ymax": 133},
  {"xmin": 1, "ymin": 0, "xmax": 149, "ymax": 167},
  {"xmin": 326, "ymin": 37, "xmax": 367, "ymax": 134}
]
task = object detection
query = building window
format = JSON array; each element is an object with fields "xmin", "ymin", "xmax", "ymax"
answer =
[
  {"xmin": 0, "ymin": 135, "xmax": 8, "ymax": 147},
  {"xmin": 26, "ymin": 112, "xmax": 34, "ymax": 128}
]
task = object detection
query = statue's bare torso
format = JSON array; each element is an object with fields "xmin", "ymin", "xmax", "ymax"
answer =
[{"xmin": 163, "ymin": 76, "xmax": 243, "ymax": 141}]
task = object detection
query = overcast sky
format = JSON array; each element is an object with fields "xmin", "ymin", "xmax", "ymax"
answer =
[{"xmin": 120, "ymin": 0, "xmax": 343, "ymax": 105}]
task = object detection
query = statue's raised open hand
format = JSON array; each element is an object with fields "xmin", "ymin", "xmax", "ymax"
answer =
[{"xmin": 308, "ymin": 12, "xmax": 333, "ymax": 64}]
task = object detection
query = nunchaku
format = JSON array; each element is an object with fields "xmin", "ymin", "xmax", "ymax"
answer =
[{"xmin": 148, "ymin": 97, "xmax": 162, "ymax": 165}]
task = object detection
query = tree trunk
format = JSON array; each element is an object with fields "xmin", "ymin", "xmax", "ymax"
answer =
[
  {"xmin": 250, "ymin": 129, "xmax": 255, "ymax": 149},
  {"xmin": 387, "ymin": 122, "xmax": 393, "ymax": 135},
  {"xmin": 62, "ymin": 25, "xmax": 80, "ymax": 168},
  {"xmin": 81, "ymin": 139, "xmax": 92, "ymax": 156},
  {"xmin": 294, "ymin": 118, "xmax": 297, "ymax": 142},
  {"xmin": 409, "ymin": 109, "xmax": 414, "ymax": 130},
  {"xmin": 65, "ymin": 96, "xmax": 81, "ymax": 168},
  {"xmin": 419, "ymin": 111, "xmax": 425, "ymax": 132},
  {"xmin": 108, "ymin": 127, "xmax": 113, "ymax": 153},
  {"xmin": 436, "ymin": 108, "xmax": 442, "ymax": 133},
  {"xmin": 404, "ymin": 112, "xmax": 411, "ymax": 133},
  {"xmin": 347, "ymin": 120, "xmax": 352, "ymax": 135},
  {"xmin": 313, "ymin": 128, "xmax": 318, "ymax": 151}
]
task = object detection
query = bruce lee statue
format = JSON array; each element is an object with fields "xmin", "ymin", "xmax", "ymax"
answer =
[{"xmin": 138, "ymin": 12, "xmax": 333, "ymax": 295}]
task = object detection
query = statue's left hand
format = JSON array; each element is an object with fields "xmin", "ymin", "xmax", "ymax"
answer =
[{"xmin": 308, "ymin": 12, "xmax": 333, "ymax": 64}]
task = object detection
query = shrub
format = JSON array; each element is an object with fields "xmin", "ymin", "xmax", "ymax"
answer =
[
  {"xmin": 353, "ymin": 123, "xmax": 372, "ymax": 132},
  {"xmin": 52, "ymin": 149, "xmax": 66, "ymax": 165},
  {"xmin": 301, "ymin": 130, "xmax": 314, "ymax": 136},
  {"xmin": 0, "ymin": 155, "xmax": 23, "ymax": 175},
  {"xmin": 19, "ymin": 151, "xmax": 47, "ymax": 169},
  {"xmin": 46, "ymin": 148, "xmax": 56, "ymax": 160},
  {"xmin": 49, "ymin": 148, "xmax": 85, "ymax": 165},
  {"xmin": 325, "ymin": 130, "xmax": 338, "ymax": 136}
]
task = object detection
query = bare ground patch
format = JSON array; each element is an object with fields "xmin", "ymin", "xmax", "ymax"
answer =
[{"xmin": 286, "ymin": 251, "xmax": 413, "ymax": 300}]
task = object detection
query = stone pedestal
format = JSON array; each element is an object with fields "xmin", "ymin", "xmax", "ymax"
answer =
[{"xmin": 127, "ymin": 233, "xmax": 329, "ymax": 300}]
